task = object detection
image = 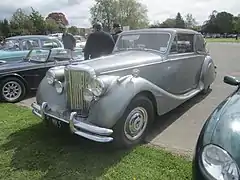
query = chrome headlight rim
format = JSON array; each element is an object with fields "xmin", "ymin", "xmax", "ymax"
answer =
[
  {"xmin": 54, "ymin": 80, "xmax": 64, "ymax": 94},
  {"xmin": 87, "ymin": 77, "xmax": 105, "ymax": 97},
  {"xmin": 201, "ymin": 144, "xmax": 239, "ymax": 180},
  {"xmin": 46, "ymin": 69, "xmax": 56, "ymax": 85}
]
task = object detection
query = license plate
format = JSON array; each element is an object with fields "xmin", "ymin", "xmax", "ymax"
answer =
[{"xmin": 51, "ymin": 119, "xmax": 63, "ymax": 128}]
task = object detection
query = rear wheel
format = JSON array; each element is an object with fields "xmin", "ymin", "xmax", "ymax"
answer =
[
  {"xmin": 0, "ymin": 77, "xmax": 26, "ymax": 103},
  {"xmin": 112, "ymin": 95, "xmax": 154, "ymax": 149}
]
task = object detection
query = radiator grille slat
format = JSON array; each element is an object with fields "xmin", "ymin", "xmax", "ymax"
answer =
[{"xmin": 65, "ymin": 68, "xmax": 90, "ymax": 113}]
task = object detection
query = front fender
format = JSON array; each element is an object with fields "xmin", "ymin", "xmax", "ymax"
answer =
[
  {"xmin": 200, "ymin": 55, "xmax": 216, "ymax": 88},
  {"xmin": 87, "ymin": 75, "xmax": 186, "ymax": 128},
  {"xmin": 36, "ymin": 77, "xmax": 68, "ymax": 112},
  {"xmin": 0, "ymin": 73, "xmax": 29, "ymax": 89}
]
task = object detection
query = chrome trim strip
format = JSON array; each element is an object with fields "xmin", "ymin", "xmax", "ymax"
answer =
[
  {"xmin": 100, "ymin": 54, "xmax": 202, "ymax": 75},
  {"xmin": 74, "ymin": 131, "xmax": 113, "ymax": 142},
  {"xmin": 69, "ymin": 112, "xmax": 113, "ymax": 136},
  {"xmin": 32, "ymin": 109, "xmax": 42, "ymax": 118},
  {"xmin": 45, "ymin": 112, "xmax": 69, "ymax": 123}
]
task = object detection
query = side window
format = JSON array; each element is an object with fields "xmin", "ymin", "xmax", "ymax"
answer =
[
  {"xmin": 195, "ymin": 34, "xmax": 206, "ymax": 52},
  {"xmin": 177, "ymin": 34, "xmax": 194, "ymax": 53},
  {"xmin": 170, "ymin": 36, "xmax": 178, "ymax": 53},
  {"xmin": 22, "ymin": 39, "xmax": 40, "ymax": 50}
]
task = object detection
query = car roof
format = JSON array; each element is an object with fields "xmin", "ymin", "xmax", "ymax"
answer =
[
  {"xmin": 122, "ymin": 28, "xmax": 200, "ymax": 35},
  {"xmin": 6, "ymin": 35, "xmax": 59, "ymax": 40}
]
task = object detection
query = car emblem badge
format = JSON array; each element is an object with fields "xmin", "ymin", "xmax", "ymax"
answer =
[{"xmin": 132, "ymin": 69, "xmax": 140, "ymax": 77}]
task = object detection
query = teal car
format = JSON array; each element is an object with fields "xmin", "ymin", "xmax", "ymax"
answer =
[{"xmin": 0, "ymin": 35, "xmax": 64, "ymax": 62}]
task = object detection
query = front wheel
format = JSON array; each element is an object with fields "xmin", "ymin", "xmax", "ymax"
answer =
[{"xmin": 112, "ymin": 95, "xmax": 154, "ymax": 149}]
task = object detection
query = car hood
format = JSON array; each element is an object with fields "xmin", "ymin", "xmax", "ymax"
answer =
[
  {"xmin": 0, "ymin": 50, "xmax": 28, "ymax": 60},
  {"xmin": 79, "ymin": 50, "xmax": 161, "ymax": 75},
  {"xmin": 210, "ymin": 90, "xmax": 240, "ymax": 165},
  {"xmin": 0, "ymin": 60, "xmax": 41, "ymax": 75}
]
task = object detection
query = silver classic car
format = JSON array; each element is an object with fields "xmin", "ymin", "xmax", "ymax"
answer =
[{"xmin": 31, "ymin": 28, "xmax": 216, "ymax": 148}]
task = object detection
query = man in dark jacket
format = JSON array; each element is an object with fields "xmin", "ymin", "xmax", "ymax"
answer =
[
  {"xmin": 112, "ymin": 23, "xmax": 123, "ymax": 43},
  {"xmin": 84, "ymin": 22, "xmax": 115, "ymax": 60},
  {"xmin": 62, "ymin": 28, "xmax": 76, "ymax": 59}
]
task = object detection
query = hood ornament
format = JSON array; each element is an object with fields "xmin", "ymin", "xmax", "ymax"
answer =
[{"xmin": 132, "ymin": 69, "xmax": 140, "ymax": 77}]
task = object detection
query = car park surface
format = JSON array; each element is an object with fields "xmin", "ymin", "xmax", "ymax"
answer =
[{"xmin": 18, "ymin": 43, "xmax": 240, "ymax": 155}]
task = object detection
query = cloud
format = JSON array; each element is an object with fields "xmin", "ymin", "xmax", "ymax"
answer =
[
  {"xmin": 0, "ymin": 0, "xmax": 239, "ymax": 28},
  {"xmin": 140, "ymin": 0, "xmax": 240, "ymax": 25}
]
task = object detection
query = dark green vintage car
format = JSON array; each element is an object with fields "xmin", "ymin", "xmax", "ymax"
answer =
[{"xmin": 193, "ymin": 75, "xmax": 240, "ymax": 180}]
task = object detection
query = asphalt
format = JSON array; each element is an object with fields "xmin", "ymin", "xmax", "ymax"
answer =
[{"xmin": 18, "ymin": 43, "xmax": 240, "ymax": 155}]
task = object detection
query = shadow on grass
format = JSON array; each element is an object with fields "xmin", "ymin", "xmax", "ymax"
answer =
[
  {"xmin": 0, "ymin": 123, "xmax": 131, "ymax": 180},
  {"xmin": 146, "ymin": 89, "xmax": 212, "ymax": 142}
]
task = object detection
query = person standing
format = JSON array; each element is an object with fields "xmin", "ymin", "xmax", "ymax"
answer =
[
  {"xmin": 62, "ymin": 28, "xmax": 76, "ymax": 59},
  {"xmin": 112, "ymin": 23, "xmax": 123, "ymax": 43},
  {"xmin": 84, "ymin": 22, "xmax": 115, "ymax": 60}
]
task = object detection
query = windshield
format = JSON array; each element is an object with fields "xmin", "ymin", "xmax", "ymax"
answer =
[
  {"xmin": 25, "ymin": 49, "xmax": 50, "ymax": 62},
  {"xmin": 1, "ymin": 39, "xmax": 20, "ymax": 51},
  {"xmin": 114, "ymin": 33, "xmax": 170, "ymax": 53},
  {"xmin": 25, "ymin": 48, "xmax": 84, "ymax": 62},
  {"xmin": 48, "ymin": 48, "xmax": 84, "ymax": 61}
]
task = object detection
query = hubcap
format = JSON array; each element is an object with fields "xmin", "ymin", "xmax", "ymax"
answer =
[
  {"xmin": 124, "ymin": 107, "xmax": 148, "ymax": 141},
  {"xmin": 2, "ymin": 81, "xmax": 22, "ymax": 102}
]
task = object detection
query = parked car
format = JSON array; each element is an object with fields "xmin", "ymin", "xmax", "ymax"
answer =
[
  {"xmin": 74, "ymin": 35, "xmax": 86, "ymax": 48},
  {"xmin": 192, "ymin": 75, "xmax": 240, "ymax": 180},
  {"xmin": 0, "ymin": 35, "xmax": 64, "ymax": 62},
  {"xmin": 31, "ymin": 28, "xmax": 217, "ymax": 148},
  {"xmin": 0, "ymin": 47, "xmax": 83, "ymax": 103}
]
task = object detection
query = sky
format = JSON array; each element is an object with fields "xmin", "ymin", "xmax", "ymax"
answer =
[{"xmin": 0, "ymin": 0, "xmax": 239, "ymax": 28}]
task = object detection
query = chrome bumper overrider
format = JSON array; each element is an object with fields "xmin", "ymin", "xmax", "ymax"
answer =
[{"xmin": 31, "ymin": 102, "xmax": 113, "ymax": 142}]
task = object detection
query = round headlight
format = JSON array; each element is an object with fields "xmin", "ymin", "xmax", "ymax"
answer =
[
  {"xmin": 46, "ymin": 70, "xmax": 55, "ymax": 85},
  {"xmin": 83, "ymin": 88, "xmax": 94, "ymax": 102},
  {"xmin": 88, "ymin": 78, "xmax": 105, "ymax": 96},
  {"xmin": 54, "ymin": 81, "xmax": 63, "ymax": 94},
  {"xmin": 201, "ymin": 144, "xmax": 239, "ymax": 180}
]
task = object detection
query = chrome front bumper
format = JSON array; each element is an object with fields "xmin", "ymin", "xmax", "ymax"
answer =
[{"xmin": 31, "ymin": 102, "xmax": 113, "ymax": 143}]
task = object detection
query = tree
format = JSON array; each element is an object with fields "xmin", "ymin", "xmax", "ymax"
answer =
[
  {"xmin": 215, "ymin": 12, "xmax": 234, "ymax": 33},
  {"xmin": 46, "ymin": 12, "xmax": 69, "ymax": 27},
  {"xmin": 233, "ymin": 14, "xmax": 240, "ymax": 33},
  {"xmin": 68, "ymin": 26, "xmax": 79, "ymax": 35},
  {"xmin": 185, "ymin": 14, "xmax": 197, "ymax": 29},
  {"xmin": 175, "ymin": 12, "xmax": 185, "ymax": 28},
  {"xmin": 161, "ymin": 18, "xmax": 176, "ymax": 28},
  {"xmin": 90, "ymin": 0, "xmax": 149, "ymax": 30},
  {"xmin": 202, "ymin": 10, "xmax": 235, "ymax": 33},
  {"xmin": 29, "ymin": 8, "xmax": 46, "ymax": 34},
  {"xmin": 9, "ymin": 8, "xmax": 34, "ymax": 36},
  {"xmin": 45, "ymin": 19, "xmax": 60, "ymax": 34},
  {"xmin": 90, "ymin": 0, "xmax": 118, "ymax": 31},
  {"xmin": 0, "ymin": 19, "xmax": 10, "ymax": 37}
]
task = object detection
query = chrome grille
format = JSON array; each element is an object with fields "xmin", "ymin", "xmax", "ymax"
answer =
[{"xmin": 65, "ymin": 68, "xmax": 90, "ymax": 113}]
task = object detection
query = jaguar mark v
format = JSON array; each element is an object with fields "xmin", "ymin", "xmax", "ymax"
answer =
[{"xmin": 31, "ymin": 28, "xmax": 216, "ymax": 148}]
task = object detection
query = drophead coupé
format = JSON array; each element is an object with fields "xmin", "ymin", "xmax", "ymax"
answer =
[{"xmin": 31, "ymin": 28, "xmax": 217, "ymax": 148}]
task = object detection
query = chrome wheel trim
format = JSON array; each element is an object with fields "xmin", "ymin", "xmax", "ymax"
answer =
[
  {"xmin": 124, "ymin": 107, "xmax": 148, "ymax": 141},
  {"xmin": 2, "ymin": 81, "xmax": 22, "ymax": 102}
]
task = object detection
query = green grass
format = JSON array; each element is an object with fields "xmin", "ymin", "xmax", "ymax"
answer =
[
  {"xmin": 0, "ymin": 103, "xmax": 192, "ymax": 180},
  {"xmin": 205, "ymin": 38, "xmax": 240, "ymax": 43}
]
